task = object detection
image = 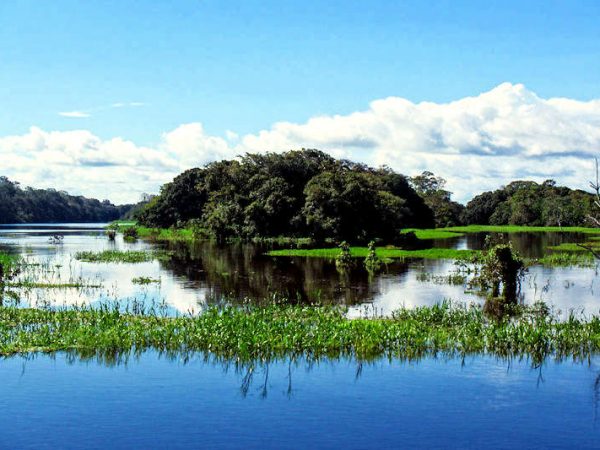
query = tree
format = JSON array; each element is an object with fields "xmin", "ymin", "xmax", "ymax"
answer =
[{"xmin": 409, "ymin": 171, "xmax": 464, "ymax": 227}]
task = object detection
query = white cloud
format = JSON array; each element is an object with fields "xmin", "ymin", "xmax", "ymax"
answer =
[
  {"xmin": 5, "ymin": 83, "xmax": 600, "ymax": 204},
  {"xmin": 58, "ymin": 111, "xmax": 91, "ymax": 118}
]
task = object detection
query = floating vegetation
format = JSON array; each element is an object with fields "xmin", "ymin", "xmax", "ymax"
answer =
[
  {"xmin": 75, "ymin": 250, "xmax": 171, "ymax": 263},
  {"xmin": 5, "ymin": 281, "xmax": 103, "ymax": 289},
  {"xmin": 416, "ymin": 272, "xmax": 467, "ymax": 285},
  {"xmin": 0, "ymin": 301, "xmax": 599, "ymax": 365},
  {"xmin": 534, "ymin": 252, "xmax": 596, "ymax": 268},
  {"xmin": 132, "ymin": 277, "xmax": 161, "ymax": 285},
  {"xmin": 269, "ymin": 247, "xmax": 475, "ymax": 260}
]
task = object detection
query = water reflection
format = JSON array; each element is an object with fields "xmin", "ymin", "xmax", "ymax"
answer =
[{"xmin": 0, "ymin": 224, "xmax": 599, "ymax": 316}]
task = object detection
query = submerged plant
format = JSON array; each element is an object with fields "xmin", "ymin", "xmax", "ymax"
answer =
[
  {"xmin": 471, "ymin": 238, "xmax": 525, "ymax": 303},
  {"xmin": 335, "ymin": 241, "xmax": 352, "ymax": 271},
  {"xmin": 364, "ymin": 241, "xmax": 382, "ymax": 274}
]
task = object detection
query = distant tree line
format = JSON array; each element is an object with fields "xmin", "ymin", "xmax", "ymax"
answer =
[
  {"xmin": 138, "ymin": 150, "xmax": 600, "ymax": 242},
  {"xmin": 0, "ymin": 177, "xmax": 132, "ymax": 223},
  {"xmin": 462, "ymin": 179, "xmax": 597, "ymax": 227}
]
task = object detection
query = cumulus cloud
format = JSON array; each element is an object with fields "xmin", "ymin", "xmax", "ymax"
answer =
[{"xmin": 4, "ymin": 83, "xmax": 600, "ymax": 204}]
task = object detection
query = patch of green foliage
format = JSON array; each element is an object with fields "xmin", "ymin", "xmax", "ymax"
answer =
[
  {"xmin": 75, "ymin": 250, "xmax": 170, "ymax": 264},
  {"xmin": 268, "ymin": 246, "xmax": 475, "ymax": 260},
  {"xmin": 441, "ymin": 225, "xmax": 600, "ymax": 235},
  {"xmin": 534, "ymin": 252, "xmax": 596, "ymax": 268},
  {"xmin": 131, "ymin": 277, "xmax": 161, "ymax": 285},
  {"xmin": 0, "ymin": 302, "xmax": 599, "ymax": 364},
  {"xmin": 461, "ymin": 179, "xmax": 598, "ymax": 227},
  {"xmin": 136, "ymin": 149, "xmax": 434, "ymax": 243},
  {"xmin": 4, "ymin": 282, "xmax": 103, "ymax": 289},
  {"xmin": 402, "ymin": 228, "xmax": 466, "ymax": 240}
]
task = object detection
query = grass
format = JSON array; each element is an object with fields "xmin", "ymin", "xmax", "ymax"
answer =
[
  {"xmin": 402, "ymin": 229, "xmax": 466, "ymax": 240},
  {"xmin": 75, "ymin": 250, "xmax": 171, "ymax": 264},
  {"xmin": 0, "ymin": 301, "xmax": 599, "ymax": 364},
  {"xmin": 132, "ymin": 277, "xmax": 161, "ymax": 285},
  {"xmin": 4, "ymin": 282, "xmax": 103, "ymax": 289},
  {"xmin": 403, "ymin": 225, "xmax": 600, "ymax": 240},
  {"xmin": 268, "ymin": 247, "xmax": 476, "ymax": 260},
  {"xmin": 0, "ymin": 251, "xmax": 18, "ymax": 274},
  {"xmin": 533, "ymin": 252, "xmax": 596, "ymax": 268}
]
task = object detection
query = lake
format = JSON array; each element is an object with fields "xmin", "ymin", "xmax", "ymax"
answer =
[
  {"xmin": 2, "ymin": 224, "xmax": 600, "ymax": 448},
  {"xmin": 0, "ymin": 224, "xmax": 598, "ymax": 317},
  {"xmin": 0, "ymin": 350, "xmax": 599, "ymax": 448}
]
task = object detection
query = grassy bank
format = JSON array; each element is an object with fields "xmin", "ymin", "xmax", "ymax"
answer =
[
  {"xmin": 268, "ymin": 247, "xmax": 475, "ymax": 260},
  {"xmin": 0, "ymin": 302, "xmax": 599, "ymax": 363},
  {"xmin": 404, "ymin": 225, "xmax": 600, "ymax": 240}
]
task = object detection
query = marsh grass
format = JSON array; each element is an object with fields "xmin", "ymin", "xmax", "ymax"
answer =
[
  {"xmin": 75, "ymin": 250, "xmax": 171, "ymax": 263},
  {"xmin": 268, "ymin": 247, "xmax": 475, "ymax": 260},
  {"xmin": 1, "ymin": 301, "xmax": 599, "ymax": 364},
  {"xmin": 404, "ymin": 225, "xmax": 600, "ymax": 241}
]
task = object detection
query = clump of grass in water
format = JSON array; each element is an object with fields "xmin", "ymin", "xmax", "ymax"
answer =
[
  {"xmin": 269, "ymin": 246, "xmax": 476, "ymax": 260},
  {"xmin": 132, "ymin": 276, "xmax": 161, "ymax": 285},
  {"xmin": 75, "ymin": 250, "xmax": 171, "ymax": 263},
  {"xmin": 1, "ymin": 300, "xmax": 600, "ymax": 365}
]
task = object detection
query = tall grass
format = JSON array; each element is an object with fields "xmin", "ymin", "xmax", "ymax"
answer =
[{"xmin": 1, "ymin": 301, "xmax": 599, "ymax": 364}]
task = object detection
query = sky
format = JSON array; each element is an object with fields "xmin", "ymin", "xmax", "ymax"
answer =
[{"xmin": 1, "ymin": 0, "xmax": 599, "ymax": 204}]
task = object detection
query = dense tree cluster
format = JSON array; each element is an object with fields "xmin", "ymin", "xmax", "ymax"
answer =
[
  {"xmin": 0, "ymin": 177, "xmax": 132, "ymax": 223},
  {"xmin": 409, "ymin": 171, "xmax": 464, "ymax": 227},
  {"xmin": 461, "ymin": 180, "xmax": 597, "ymax": 227},
  {"xmin": 137, "ymin": 149, "xmax": 434, "ymax": 242}
]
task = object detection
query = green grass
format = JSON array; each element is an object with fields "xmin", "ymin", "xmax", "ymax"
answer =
[
  {"xmin": 402, "ymin": 229, "xmax": 466, "ymax": 240},
  {"xmin": 268, "ymin": 246, "xmax": 475, "ymax": 260},
  {"xmin": 0, "ymin": 302, "xmax": 599, "ymax": 364},
  {"xmin": 0, "ymin": 252, "xmax": 18, "ymax": 274},
  {"xmin": 438, "ymin": 225, "xmax": 600, "ymax": 235},
  {"xmin": 533, "ymin": 252, "xmax": 596, "ymax": 267},
  {"xmin": 75, "ymin": 250, "xmax": 170, "ymax": 264},
  {"xmin": 404, "ymin": 225, "xmax": 600, "ymax": 240}
]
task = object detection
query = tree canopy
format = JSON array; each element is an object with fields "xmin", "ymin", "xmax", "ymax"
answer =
[
  {"xmin": 461, "ymin": 179, "xmax": 597, "ymax": 227},
  {"xmin": 137, "ymin": 149, "xmax": 434, "ymax": 242}
]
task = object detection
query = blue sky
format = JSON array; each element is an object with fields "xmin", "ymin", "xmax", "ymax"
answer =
[{"xmin": 1, "ymin": 0, "xmax": 600, "ymax": 203}]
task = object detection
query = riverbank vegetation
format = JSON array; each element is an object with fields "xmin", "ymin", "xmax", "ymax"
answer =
[
  {"xmin": 128, "ymin": 150, "xmax": 599, "ymax": 245},
  {"xmin": 0, "ymin": 301, "xmax": 598, "ymax": 364}
]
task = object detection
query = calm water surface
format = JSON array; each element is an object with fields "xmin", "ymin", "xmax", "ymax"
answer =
[
  {"xmin": 2, "ymin": 225, "xmax": 600, "ymax": 448},
  {"xmin": 0, "ymin": 351, "xmax": 599, "ymax": 449},
  {"xmin": 0, "ymin": 224, "xmax": 598, "ymax": 316}
]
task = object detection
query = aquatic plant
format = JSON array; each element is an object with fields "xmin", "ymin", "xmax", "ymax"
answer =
[
  {"xmin": 364, "ymin": 241, "xmax": 382, "ymax": 273},
  {"xmin": 335, "ymin": 241, "xmax": 352, "ymax": 270},
  {"xmin": 471, "ymin": 240, "xmax": 525, "ymax": 302},
  {"xmin": 269, "ymin": 247, "xmax": 475, "ymax": 260},
  {"xmin": 75, "ymin": 250, "xmax": 170, "ymax": 263},
  {"xmin": 1, "ymin": 301, "xmax": 600, "ymax": 365},
  {"xmin": 132, "ymin": 277, "xmax": 161, "ymax": 285},
  {"xmin": 122, "ymin": 226, "xmax": 139, "ymax": 242}
]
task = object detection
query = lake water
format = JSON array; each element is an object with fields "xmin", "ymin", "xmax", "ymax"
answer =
[
  {"xmin": 0, "ymin": 224, "xmax": 598, "ymax": 317},
  {"xmin": 2, "ymin": 224, "xmax": 600, "ymax": 448},
  {"xmin": 0, "ymin": 351, "xmax": 599, "ymax": 449}
]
